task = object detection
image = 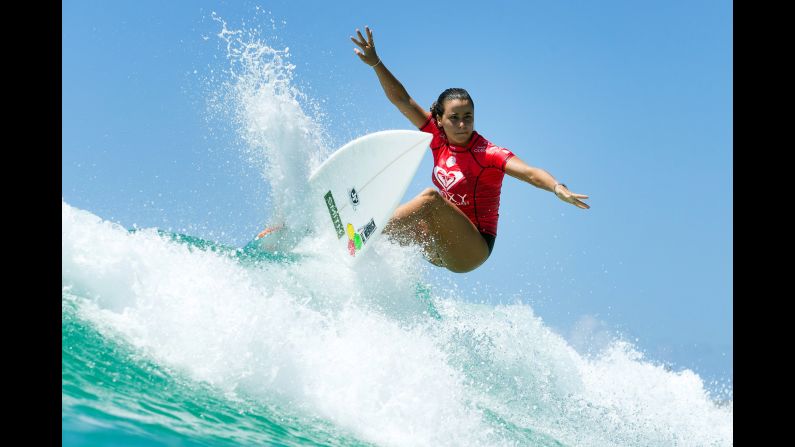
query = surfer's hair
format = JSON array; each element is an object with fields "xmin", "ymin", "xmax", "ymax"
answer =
[{"xmin": 430, "ymin": 88, "xmax": 474, "ymax": 119}]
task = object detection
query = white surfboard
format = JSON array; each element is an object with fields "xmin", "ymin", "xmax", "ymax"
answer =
[{"xmin": 253, "ymin": 130, "xmax": 432, "ymax": 261}]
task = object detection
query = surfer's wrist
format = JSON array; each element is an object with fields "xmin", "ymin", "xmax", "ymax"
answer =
[
  {"xmin": 553, "ymin": 183, "xmax": 567, "ymax": 195},
  {"xmin": 370, "ymin": 58, "xmax": 382, "ymax": 68}
]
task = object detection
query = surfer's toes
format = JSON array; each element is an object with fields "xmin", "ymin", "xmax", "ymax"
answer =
[{"xmin": 256, "ymin": 224, "xmax": 285, "ymax": 240}]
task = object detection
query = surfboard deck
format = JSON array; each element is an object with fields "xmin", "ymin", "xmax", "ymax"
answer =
[{"xmin": 251, "ymin": 130, "xmax": 432, "ymax": 262}]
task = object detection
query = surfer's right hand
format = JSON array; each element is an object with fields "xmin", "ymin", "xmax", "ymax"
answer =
[{"xmin": 351, "ymin": 26, "xmax": 380, "ymax": 67}]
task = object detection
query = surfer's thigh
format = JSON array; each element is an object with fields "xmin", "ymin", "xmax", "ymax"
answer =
[
  {"xmin": 383, "ymin": 190, "xmax": 436, "ymax": 245},
  {"xmin": 424, "ymin": 191, "xmax": 490, "ymax": 272}
]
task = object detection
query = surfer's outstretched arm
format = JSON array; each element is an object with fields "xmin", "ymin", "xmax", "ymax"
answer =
[
  {"xmin": 505, "ymin": 156, "xmax": 591, "ymax": 209},
  {"xmin": 351, "ymin": 26, "xmax": 430, "ymax": 128}
]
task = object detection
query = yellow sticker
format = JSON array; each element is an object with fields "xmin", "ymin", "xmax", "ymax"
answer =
[{"xmin": 346, "ymin": 223, "xmax": 355, "ymax": 240}]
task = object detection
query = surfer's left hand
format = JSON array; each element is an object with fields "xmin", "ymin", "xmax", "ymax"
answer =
[{"xmin": 554, "ymin": 185, "xmax": 590, "ymax": 209}]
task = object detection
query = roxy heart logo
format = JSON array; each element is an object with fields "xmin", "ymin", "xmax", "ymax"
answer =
[{"xmin": 433, "ymin": 166, "xmax": 464, "ymax": 191}]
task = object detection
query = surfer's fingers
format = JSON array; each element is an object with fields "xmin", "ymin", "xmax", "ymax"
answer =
[
  {"xmin": 351, "ymin": 31, "xmax": 367, "ymax": 46},
  {"xmin": 573, "ymin": 193, "xmax": 589, "ymax": 199},
  {"xmin": 574, "ymin": 199, "xmax": 590, "ymax": 209},
  {"xmin": 356, "ymin": 29, "xmax": 367, "ymax": 45},
  {"xmin": 366, "ymin": 26, "xmax": 374, "ymax": 45},
  {"xmin": 351, "ymin": 36, "xmax": 366, "ymax": 49},
  {"xmin": 351, "ymin": 34, "xmax": 368, "ymax": 47}
]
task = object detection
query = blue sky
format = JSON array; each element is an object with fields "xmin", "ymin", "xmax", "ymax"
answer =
[{"xmin": 62, "ymin": 0, "xmax": 732, "ymax": 388}]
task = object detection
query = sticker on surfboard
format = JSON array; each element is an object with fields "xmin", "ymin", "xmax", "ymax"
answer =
[
  {"xmin": 345, "ymin": 218, "xmax": 376, "ymax": 257},
  {"xmin": 326, "ymin": 190, "xmax": 377, "ymax": 257},
  {"xmin": 358, "ymin": 218, "xmax": 376, "ymax": 244},
  {"xmin": 348, "ymin": 187, "xmax": 360, "ymax": 211},
  {"xmin": 324, "ymin": 191, "xmax": 345, "ymax": 239}
]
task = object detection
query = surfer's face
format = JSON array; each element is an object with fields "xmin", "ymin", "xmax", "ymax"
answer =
[{"xmin": 437, "ymin": 99, "xmax": 474, "ymax": 146}]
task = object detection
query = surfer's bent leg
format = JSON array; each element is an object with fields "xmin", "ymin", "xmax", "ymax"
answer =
[{"xmin": 384, "ymin": 188, "xmax": 489, "ymax": 272}]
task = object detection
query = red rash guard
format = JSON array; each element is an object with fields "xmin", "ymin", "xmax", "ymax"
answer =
[{"xmin": 420, "ymin": 116, "xmax": 515, "ymax": 237}]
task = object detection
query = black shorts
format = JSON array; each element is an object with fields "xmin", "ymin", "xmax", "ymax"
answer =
[{"xmin": 480, "ymin": 232, "xmax": 496, "ymax": 256}]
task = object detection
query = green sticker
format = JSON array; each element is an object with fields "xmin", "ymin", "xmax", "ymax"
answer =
[
  {"xmin": 324, "ymin": 191, "xmax": 345, "ymax": 239},
  {"xmin": 354, "ymin": 233, "xmax": 362, "ymax": 250}
]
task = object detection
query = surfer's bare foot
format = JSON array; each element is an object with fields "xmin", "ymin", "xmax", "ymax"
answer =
[{"xmin": 256, "ymin": 224, "xmax": 285, "ymax": 240}]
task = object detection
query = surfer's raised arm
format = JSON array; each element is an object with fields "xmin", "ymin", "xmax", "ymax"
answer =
[{"xmin": 351, "ymin": 26, "xmax": 430, "ymax": 129}]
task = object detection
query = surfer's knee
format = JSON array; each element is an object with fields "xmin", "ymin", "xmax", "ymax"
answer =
[
  {"xmin": 420, "ymin": 187, "xmax": 439, "ymax": 199},
  {"xmin": 419, "ymin": 187, "xmax": 443, "ymax": 208}
]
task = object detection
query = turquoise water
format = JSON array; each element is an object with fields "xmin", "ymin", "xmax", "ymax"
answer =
[
  {"xmin": 63, "ymin": 231, "xmax": 366, "ymax": 447},
  {"xmin": 62, "ymin": 202, "xmax": 732, "ymax": 447},
  {"xmin": 63, "ymin": 294, "xmax": 373, "ymax": 447}
]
